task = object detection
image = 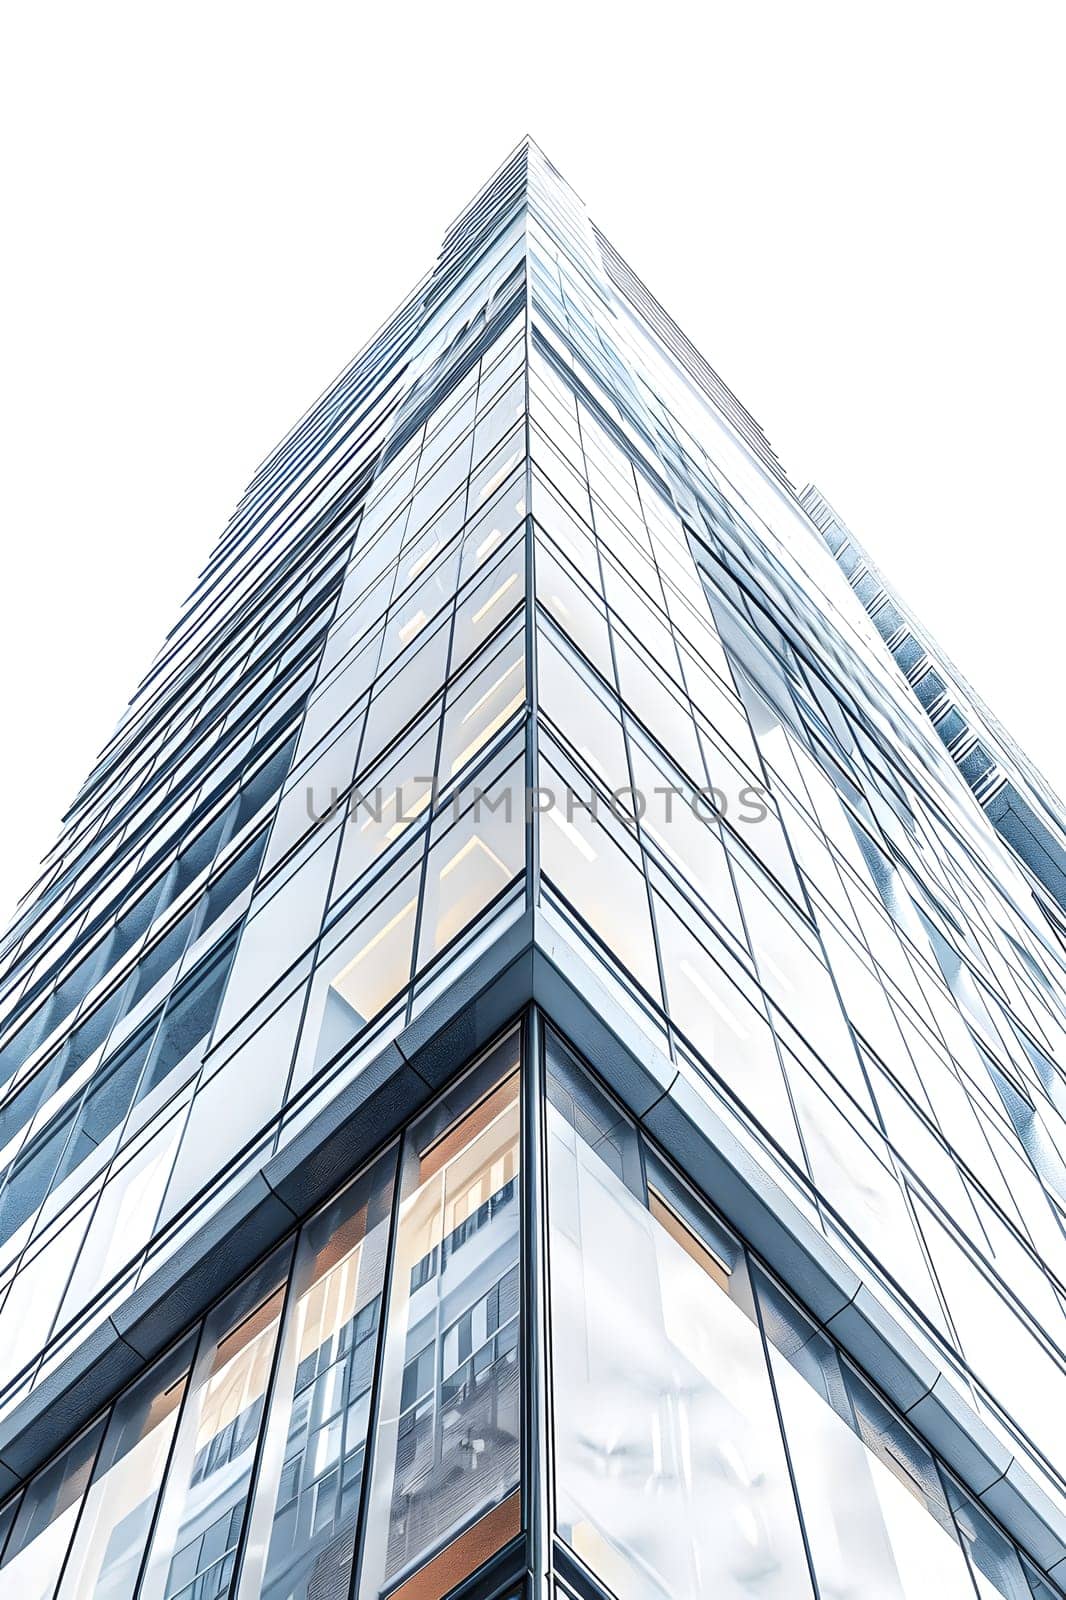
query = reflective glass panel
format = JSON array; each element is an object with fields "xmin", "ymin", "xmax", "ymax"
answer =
[
  {"xmin": 137, "ymin": 1246, "xmax": 291, "ymax": 1600},
  {"xmin": 55, "ymin": 1337, "xmax": 194, "ymax": 1600},
  {"xmin": 417, "ymin": 758, "xmax": 525, "ymax": 968},
  {"xmin": 358, "ymin": 1033, "xmax": 522, "ymax": 1600},
  {"xmin": 546, "ymin": 1036, "xmax": 813, "ymax": 1600},
  {"xmin": 756, "ymin": 1271, "xmax": 974, "ymax": 1600},
  {"xmin": 236, "ymin": 1151, "xmax": 396, "ymax": 1600},
  {"xmin": 0, "ymin": 1420, "xmax": 104, "ymax": 1600}
]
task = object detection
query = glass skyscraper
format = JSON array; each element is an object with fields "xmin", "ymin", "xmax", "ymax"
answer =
[{"xmin": 0, "ymin": 139, "xmax": 1064, "ymax": 1600}]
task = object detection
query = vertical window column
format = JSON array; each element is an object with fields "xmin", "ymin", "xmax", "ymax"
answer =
[
  {"xmin": 357, "ymin": 1031, "xmax": 523, "ymax": 1600},
  {"xmin": 234, "ymin": 1149, "xmax": 397, "ymax": 1600}
]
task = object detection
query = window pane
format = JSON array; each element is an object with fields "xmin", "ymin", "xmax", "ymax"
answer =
[
  {"xmin": 546, "ymin": 1037, "xmax": 813, "ymax": 1600},
  {"xmin": 288, "ymin": 848, "xmax": 424, "ymax": 1098},
  {"xmin": 785, "ymin": 1056, "xmax": 944, "ymax": 1325},
  {"xmin": 538, "ymin": 755, "xmax": 660, "ymax": 1004},
  {"xmin": 358, "ymin": 1035, "xmax": 522, "ymax": 1599},
  {"xmin": 537, "ymin": 624, "xmax": 628, "ymax": 794},
  {"xmin": 408, "ymin": 433, "xmax": 473, "ymax": 536},
  {"xmin": 137, "ymin": 1246, "xmax": 292, "ymax": 1600},
  {"xmin": 236, "ymin": 1150, "xmax": 397, "ymax": 1600},
  {"xmin": 615, "ymin": 640, "xmax": 704, "ymax": 785},
  {"xmin": 379, "ymin": 547, "xmax": 460, "ymax": 677},
  {"xmin": 628, "ymin": 737, "xmax": 744, "ymax": 946},
  {"xmin": 472, "ymin": 373, "xmax": 524, "ymax": 466},
  {"xmin": 417, "ymin": 761, "xmax": 525, "ymax": 968},
  {"xmin": 0, "ymin": 1109, "xmax": 77, "ymax": 1249},
  {"xmin": 653, "ymin": 884, "xmax": 801, "ymax": 1160},
  {"xmin": 55, "ymin": 1337, "xmax": 194, "ymax": 1600},
  {"xmin": 336, "ymin": 714, "xmax": 440, "ymax": 897},
  {"xmin": 450, "ymin": 535, "xmax": 525, "ymax": 675},
  {"xmin": 457, "ymin": 476, "xmax": 526, "ymax": 589},
  {"xmin": 0, "ymin": 1420, "xmax": 104, "ymax": 1600},
  {"xmin": 531, "ymin": 471, "xmax": 596, "ymax": 571},
  {"xmin": 57, "ymin": 1109, "xmax": 187, "ymax": 1326},
  {"xmin": 312, "ymin": 863, "xmax": 420, "ymax": 1067},
  {"xmin": 438, "ymin": 629, "xmax": 525, "ymax": 785},
  {"xmin": 534, "ymin": 534, "xmax": 614, "ymax": 683},
  {"xmin": 136, "ymin": 930, "xmax": 238, "ymax": 1106},
  {"xmin": 359, "ymin": 622, "xmax": 451, "ymax": 778},
  {"xmin": 0, "ymin": 1201, "xmax": 93, "ymax": 1395},
  {"xmin": 398, "ymin": 492, "xmax": 465, "ymax": 589},
  {"xmin": 421, "ymin": 401, "xmax": 476, "ymax": 479},
  {"xmin": 467, "ymin": 426, "xmax": 524, "ymax": 514},
  {"xmin": 756, "ymin": 1271, "xmax": 974, "ymax": 1600}
]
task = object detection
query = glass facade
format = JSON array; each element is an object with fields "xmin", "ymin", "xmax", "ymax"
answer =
[
  {"xmin": 0, "ymin": 1026, "xmax": 1057, "ymax": 1600},
  {"xmin": 1, "ymin": 139, "xmax": 1065, "ymax": 1597}
]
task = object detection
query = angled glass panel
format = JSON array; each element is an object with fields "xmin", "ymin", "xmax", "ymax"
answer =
[
  {"xmin": 292, "ymin": 848, "xmax": 422, "ymax": 1092},
  {"xmin": 54, "ymin": 1336, "xmax": 195, "ymax": 1600},
  {"xmin": 538, "ymin": 747, "xmax": 660, "ymax": 1004},
  {"xmin": 438, "ymin": 624, "xmax": 526, "ymax": 787},
  {"xmin": 236, "ymin": 1149, "xmax": 397, "ymax": 1600},
  {"xmin": 467, "ymin": 424, "xmax": 524, "ymax": 516},
  {"xmin": 357, "ymin": 1032, "xmax": 522, "ymax": 1600},
  {"xmin": 755, "ymin": 1270, "xmax": 975, "ymax": 1599},
  {"xmin": 533, "ymin": 531, "xmax": 614, "ymax": 683},
  {"xmin": 136, "ymin": 1245, "xmax": 292, "ymax": 1600},
  {"xmin": 457, "ymin": 475, "xmax": 527, "ymax": 589},
  {"xmin": 652, "ymin": 877, "xmax": 801, "ymax": 1160},
  {"xmin": 450, "ymin": 532, "xmax": 525, "ymax": 676},
  {"xmin": 545, "ymin": 1033, "xmax": 813, "ymax": 1600},
  {"xmin": 536, "ymin": 622, "xmax": 628, "ymax": 795},
  {"xmin": 335, "ymin": 712, "xmax": 440, "ymax": 897},
  {"xmin": 417, "ymin": 753, "xmax": 525, "ymax": 969},
  {"xmin": 0, "ymin": 1419, "xmax": 104, "ymax": 1600}
]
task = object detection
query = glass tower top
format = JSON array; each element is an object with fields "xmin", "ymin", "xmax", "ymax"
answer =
[{"xmin": 0, "ymin": 139, "xmax": 1064, "ymax": 1600}]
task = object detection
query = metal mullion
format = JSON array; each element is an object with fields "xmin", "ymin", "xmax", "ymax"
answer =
[
  {"xmin": 524, "ymin": 276, "xmax": 539, "ymax": 917},
  {"xmin": 522, "ymin": 1006, "xmax": 553, "ymax": 1598}
]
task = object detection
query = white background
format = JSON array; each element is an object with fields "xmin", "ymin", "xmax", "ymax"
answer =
[{"xmin": 0, "ymin": 1, "xmax": 1063, "ymax": 928}]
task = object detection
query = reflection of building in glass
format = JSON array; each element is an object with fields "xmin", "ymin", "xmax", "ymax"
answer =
[
  {"xmin": 371, "ymin": 1070, "xmax": 521, "ymax": 1596},
  {"xmin": 1, "ymin": 140, "xmax": 1065, "ymax": 1600}
]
